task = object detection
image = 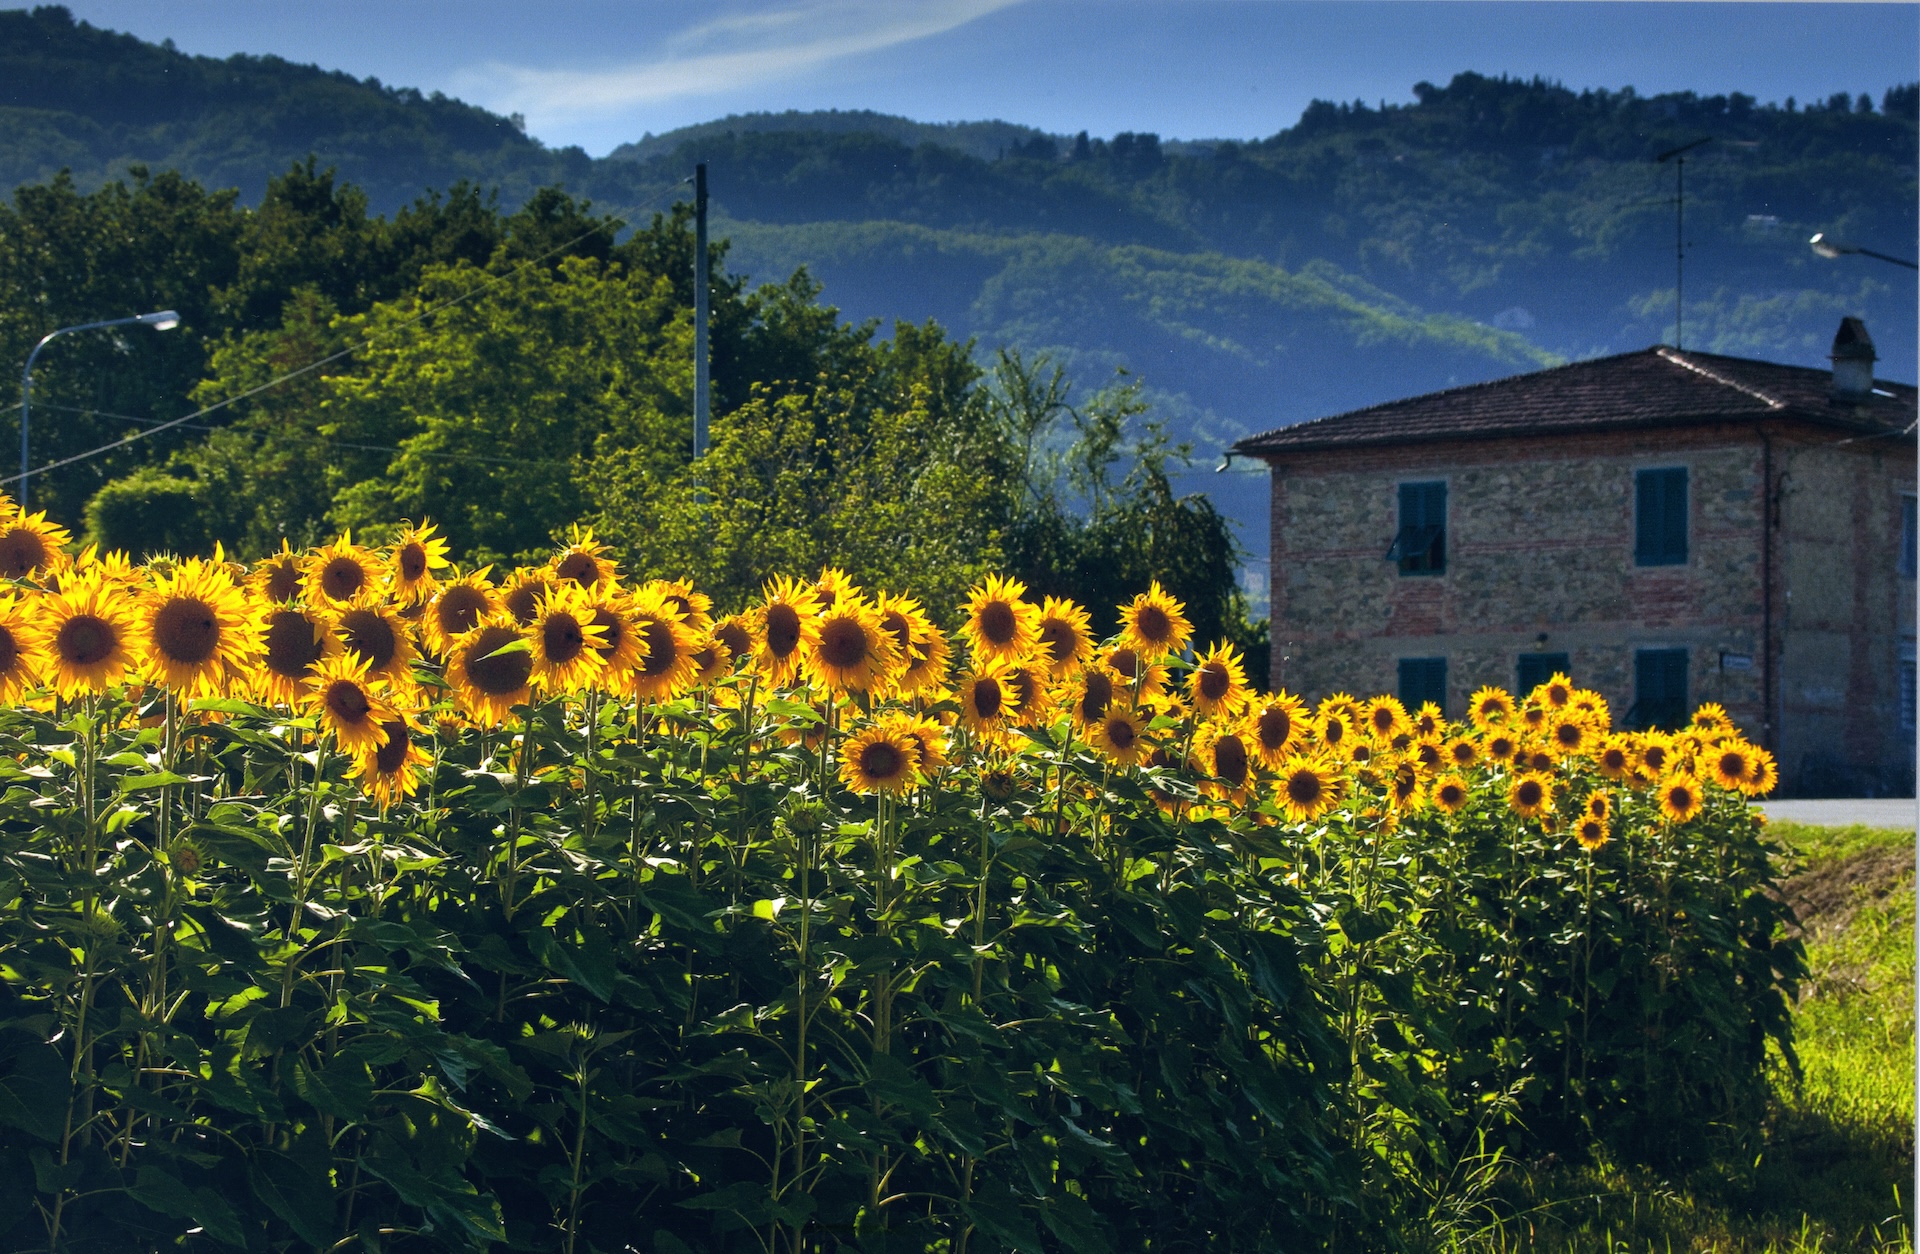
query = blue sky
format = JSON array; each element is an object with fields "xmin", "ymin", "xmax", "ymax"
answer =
[{"xmin": 56, "ymin": 1, "xmax": 1920, "ymax": 156}]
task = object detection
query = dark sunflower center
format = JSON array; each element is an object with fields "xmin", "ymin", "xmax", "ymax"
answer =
[
  {"xmin": 1104, "ymin": 717, "xmax": 1136, "ymax": 750},
  {"xmin": 153, "ymin": 596, "xmax": 220, "ymax": 665},
  {"xmin": 970, "ymin": 677, "xmax": 1003, "ymax": 719},
  {"xmin": 1108, "ymin": 647, "xmax": 1141, "ymax": 679},
  {"xmin": 58, "ymin": 614, "xmax": 116, "ymax": 666},
  {"xmin": 324, "ymin": 680, "xmax": 373, "ymax": 726},
  {"xmin": 1324, "ymin": 719, "xmax": 1345, "ymax": 746},
  {"xmin": 859, "ymin": 740, "xmax": 904, "ymax": 780},
  {"xmin": 1548, "ymin": 684, "xmax": 1571, "ymax": 707},
  {"xmin": 1645, "ymin": 748, "xmax": 1668, "ymax": 770},
  {"xmin": 555, "ymin": 552, "xmax": 598, "ymax": 586},
  {"xmin": 0, "ymin": 528, "xmax": 49, "ymax": 579},
  {"xmin": 1530, "ymin": 751, "xmax": 1553, "ymax": 772},
  {"xmin": 591, "ymin": 608, "xmax": 625, "ymax": 657},
  {"xmin": 505, "ymin": 581, "xmax": 546, "ymax": 625},
  {"xmin": 1517, "ymin": 780, "xmax": 1543, "ymax": 808},
  {"xmin": 1214, "ymin": 735, "xmax": 1248, "ymax": 785},
  {"xmin": 542, "ymin": 613, "xmax": 586, "ymax": 665},
  {"xmin": 978, "ymin": 601, "xmax": 1017, "ymax": 646},
  {"xmin": 1199, "ymin": 663, "xmax": 1232, "ymax": 701},
  {"xmin": 0, "ymin": 625, "xmax": 18, "ymax": 673},
  {"xmin": 1256, "ymin": 707, "xmax": 1291, "ymax": 750},
  {"xmin": 1080, "ymin": 671, "xmax": 1113, "ymax": 722},
  {"xmin": 340, "ymin": 609, "xmax": 398, "ymax": 671},
  {"xmin": 818, "ymin": 617, "xmax": 870, "ymax": 670},
  {"xmin": 321, "ymin": 556, "xmax": 365, "ymax": 602},
  {"xmin": 1603, "ymin": 748, "xmax": 1626, "ymax": 769},
  {"xmin": 1135, "ymin": 605, "xmax": 1170, "ymax": 642},
  {"xmin": 1718, "ymin": 752, "xmax": 1747, "ymax": 778},
  {"xmin": 374, "ymin": 718, "xmax": 411, "ymax": 774},
  {"xmin": 437, "ymin": 585, "xmax": 488, "ymax": 637},
  {"xmin": 264, "ymin": 610, "xmax": 324, "ymax": 677},
  {"xmin": 466, "ymin": 626, "xmax": 532, "ymax": 695},
  {"xmin": 1394, "ymin": 768, "xmax": 1418, "ymax": 802},
  {"xmin": 692, "ymin": 646, "xmax": 718, "ymax": 674},
  {"xmin": 881, "ymin": 611, "xmax": 912, "ymax": 653},
  {"xmin": 1037, "ymin": 618, "xmax": 1072, "ymax": 661},
  {"xmin": 638, "ymin": 619, "xmax": 677, "ymax": 677},
  {"xmin": 716, "ymin": 620, "xmax": 752, "ymax": 659},
  {"xmin": 398, "ymin": 543, "xmax": 427, "ymax": 582},
  {"xmin": 266, "ymin": 561, "xmax": 301, "ymax": 602},
  {"xmin": 1440, "ymin": 783, "xmax": 1465, "ymax": 806},
  {"xmin": 1555, "ymin": 722, "xmax": 1583, "ymax": 748},
  {"xmin": 1007, "ymin": 670, "xmax": 1036, "ymax": 710},
  {"xmin": 1670, "ymin": 785, "xmax": 1694, "ymax": 808},
  {"xmin": 1286, "ymin": 771, "xmax": 1323, "ymax": 805},
  {"xmin": 666, "ymin": 594, "xmax": 693, "ymax": 619},
  {"xmin": 1419, "ymin": 743, "xmax": 1442, "ymax": 769},
  {"xmin": 764, "ymin": 604, "xmax": 801, "ymax": 657}
]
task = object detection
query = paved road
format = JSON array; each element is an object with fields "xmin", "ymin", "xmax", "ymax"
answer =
[{"xmin": 1756, "ymin": 798, "xmax": 1917, "ymax": 829}]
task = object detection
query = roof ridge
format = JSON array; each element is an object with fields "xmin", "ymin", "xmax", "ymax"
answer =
[{"xmin": 1655, "ymin": 347, "xmax": 1787, "ymax": 410}]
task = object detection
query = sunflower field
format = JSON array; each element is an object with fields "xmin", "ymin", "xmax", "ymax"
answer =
[{"xmin": 0, "ymin": 506, "xmax": 1801, "ymax": 1253}]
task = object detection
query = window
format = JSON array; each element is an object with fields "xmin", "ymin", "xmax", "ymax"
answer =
[
  {"xmin": 1902, "ymin": 640, "xmax": 1916, "ymax": 734},
  {"xmin": 1516, "ymin": 652, "xmax": 1571, "ymax": 695},
  {"xmin": 1399, "ymin": 657, "xmax": 1447, "ymax": 717},
  {"xmin": 1901, "ymin": 495, "xmax": 1916, "ymax": 579},
  {"xmin": 1635, "ymin": 467, "xmax": 1688, "ymax": 566},
  {"xmin": 1388, "ymin": 481, "xmax": 1446, "ymax": 575},
  {"xmin": 1631, "ymin": 648, "xmax": 1690, "ymax": 730}
]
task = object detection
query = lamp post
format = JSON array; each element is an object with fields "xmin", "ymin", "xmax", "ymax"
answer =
[
  {"xmin": 1808, "ymin": 232, "xmax": 1918, "ymax": 270},
  {"xmin": 19, "ymin": 310, "xmax": 180, "ymax": 507}
]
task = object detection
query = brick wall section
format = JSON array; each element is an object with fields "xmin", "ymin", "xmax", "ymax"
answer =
[{"xmin": 1262, "ymin": 419, "xmax": 1915, "ymax": 794}]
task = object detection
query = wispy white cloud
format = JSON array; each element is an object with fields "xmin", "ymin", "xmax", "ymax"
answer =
[{"xmin": 454, "ymin": 0, "xmax": 1021, "ymax": 125}]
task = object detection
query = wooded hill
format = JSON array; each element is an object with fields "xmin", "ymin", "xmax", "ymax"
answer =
[{"xmin": 3, "ymin": 3, "xmax": 1915, "ymax": 567}]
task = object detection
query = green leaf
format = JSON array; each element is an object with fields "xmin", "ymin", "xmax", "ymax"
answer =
[
  {"xmin": 0, "ymin": 1030, "xmax": 68, "ymax": 1142},
  {"xmin": 249, "ymin": 1150, "xmax": 337, "ymax": 1247}
]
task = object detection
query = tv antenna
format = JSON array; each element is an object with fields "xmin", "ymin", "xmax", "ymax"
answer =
[{"xmin": 1656, "ymin": 137, "xmax": 1712, "ymax": 350}]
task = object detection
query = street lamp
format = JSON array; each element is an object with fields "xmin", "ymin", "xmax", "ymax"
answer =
[
  {"xmin": 1808, "ymin": 232, "xmax": 1919, "ymax": 269},
  {"xmin": 18, "ymin": 311, "xmax": 180, "ymax": 507}
]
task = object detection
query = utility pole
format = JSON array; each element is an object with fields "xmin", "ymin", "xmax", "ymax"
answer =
[
  {"xmin": 693, "ymin": 162, "xmax": 709, "ymax": 460},
  {"xmin": 1656, "ymin": 137, "xmax": 1711, "ymax": 350}
]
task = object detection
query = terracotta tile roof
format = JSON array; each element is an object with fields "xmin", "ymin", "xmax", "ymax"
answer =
[{"xmin": 1230, "ymin": 347, "xmax": 1917, "ymax": 458}]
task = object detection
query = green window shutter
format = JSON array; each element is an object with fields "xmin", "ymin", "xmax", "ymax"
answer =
[
  {"xmin": 1515, "ymin": 652, "xmax": 1571, "ymax": 695},
  {"xmin": 1398, "ymin": 657, "xmax": 1447, "ymax": 716},
  {"xmin": 1632, "ymin": 648, "xmax": 1689, "ymax": 730},
  {"xmin": 1393, "ymin": 481, "xmax": 1447, "ymax": 575},
  {"xmin": 1635, "ymin": 468, "xmax": 1688, "ymax": 566}
]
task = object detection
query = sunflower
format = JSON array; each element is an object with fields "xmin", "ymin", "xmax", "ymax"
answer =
[
  {"xmin": 1412, "ymin": 739, "xmax": 1446, "ymax": 776},
  {"xmin": 1530, "ymin": 672, "xmax": 1575, "ymax": 710},
  {"xmin": 347, "ymin": 712, "xmax": 432, "ymax": 809},
  {"xmin": 134, "ymin": 557, "xmax": 260, "ymax": 697},
  {"xmin": 1117, "ymin": 581, "xmax": 1192, "ymax": 660},
  {"xmin": 588, "ymin": 592, "xmax": 650, "ymax": 692},
  {"xmin": 1575, "ymin": 817, "xmax": 1610, "ymax": 852},
  {"xmin": 1246, "ymin": 694, "xmax": 1305, "ymax": 768},
  {"xmin": 1691, "ymin": 702, "xmax": 1732, "ymax": 733},
  {"xmin": 1088, "ymin": 704, "xmax": 1151, "ymax": 766},
  {"xmin": 1706, "ymin": 742, "xmax": 1759, "ymax": 792},
  {"xmin": 1317, "ymin": 708, "xmax": 1355, "ymax": 756},
  {"xmin": 1389, "ymin": 762, "xmax": 1423, "ymax": 811},
  {"xmin": 1410, "ymin": 703, "xmax": 1444, "ymax": 739},
  {"xmin": 303, "ymin": 653, "xmax": 396, "ymax": 755},
  {"xmin": 962, "ymin": 574, "xmax": 1039, "ymax": 666},
  {"xmin": 1522, "ymin": 748, "xmax": 1555, "ymax": 774},
  {"xmin": 1194, "ymin": 723, "xmax": 1254, "ymax": 802},
  {"xmin": 1657, "ymin": 773, "xmax": 1704, "ymax": 824},
  {"xmin": 1033, "ymin": 596, "xmax": 1095, "ymax": 680},
  {"xmin": 1595, "ymin": 735, "xmax": 1633, "ymax": 781},
  {"xmin": 804, "ymin": 595, "xmax": 899, "ymax": 695},
  {"xmin": 999, "ymin": 663, "xmax": 1052, "ymax": 725},
  {"xmin": 1506, "ymin": 773, "xmax": 1554, "ymax": 819},
  {"xmin": 500, "ymin": 567, "xmax": 555, "ymax": 626},
  {"xmin": 1547, "ymin": 714, "xmax": 1590, "ymax": 757},
  {"xmin": 1065, "ymin": 665, "xmax": 1118, "ymax": 730},
  {"xmin": 1187, "ymin": 641, "xmax": 1250, "ymax": 719},
  {"xmin": 36, "ymin": 570, "xmax": 137, "ymax": 697},
  {"xmin": 1637, "ymin": 736, "xmax": 1674, "ymax": 776},
  {"xmin": 1485, "ymin": 732, "xmax": 1519, "ymax": 764},
  {"xmin": 689, "ymin": 635, "xmax": 732, "ymax": 688},
  {"xmin": 1743, "ymin": 747, "xmax": 1779, "ymax": 796},
  {"xmin": 1102, "ymin": 645, "xmax": 1169, "ymax": 699},
  {"xmin": 1277, "ymin": 755, "xmax": 1344, "ymax": 823},
  {"xmin": 1362, "ymin": 695, "xmax": 1409, "ymax": 741},
  {"xmin": 888, "ymin": 713, "xmax": 949, "ymax": 776},
  {"xmin": 336, "ymin": 603, "xmax": 419, "ymax": 691},
  {"xmin": 528, "ymin": 585, "xmax": 608, "ymax": 694},
  {"xmin": 388, "ymin": 520, "xmax": 451, "ymax": 605},
  {"xmin": 0, "ymin": 594, "xmax": 44, "ymax": 704},
  {"xmin": 1519, "ymin": 704, "xmax": 1548, "ymax": 733},
  {"xmin": 646, "ymin": 578, "xmax": 714, "ymax": 635},
  {"xmin": 1468, "ymin": 686, "xmax": 1516, "ymax": 730},
  {"xmin": 551, "ymin": 527, "xmax": 618, "ymax": 592},
  {"xmin": 446, "ymin": 618, "xmax": 534, "ymax": 727},
  {"xmin": 250, "ymin": 541, "xmax": 305, "ymax": 604},
  {"xmin": 956, "ymin": 669, "xmax": 1011, "ymax": 736},
  {"xmin": 839, "ymin": 723, "xmax": 923, "ymax": 795},
  {"xmin": 1570, "ymin": 690, "xmax": 1611, "ymax": 726},
  {"xmin": 626, "ymin": 587, "xmax": 701, "ymax": 702},
  {"xmin": 874, "ymin": 594, "xmax": 948, "ymax": 696},
  {"xmin": 1431, "ymin": 773, "xmax": 1470, "ymax": 815},
  {"xmin": 0, "ymin": 510, "xmax": 70, "ymax": 581},
  {"xmin": 1443, "ymin": 737, "xmax": 1477, "ymax": 769},
  {"xmin": 304, "ymin": 533, "xmax": 387, "ymax": 609},
  {"xmin": 752, "ymin": 575, "xmax": 823, "ymax": 688},
  {"xmin": 1585, "ymin": 791, "xmax": 1611, "ymax": 822},
  {"xmin": 253, "ymin": 605, "xmax": 342, "ymax": 706},
  {"xmin": 712, "ymin": 615, "xmax": 754, "ymax": 669},
  {"xmin": 813, "ymin": 566, "xmax": 859, "ymax": 613},
  {"xmin": 423, "ymin": 568, "xmax": 498, "ymax": 658}
]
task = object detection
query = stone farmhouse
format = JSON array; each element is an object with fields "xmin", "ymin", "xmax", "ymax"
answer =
[{"xmin": 1229, "ymin": 319, "xmax": 1917, "ymax": 796}]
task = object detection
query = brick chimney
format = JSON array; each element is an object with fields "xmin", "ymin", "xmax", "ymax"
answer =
[{"xmin": 1830, "ymin": 316, "xmax": 1877, "ymax": 400}]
